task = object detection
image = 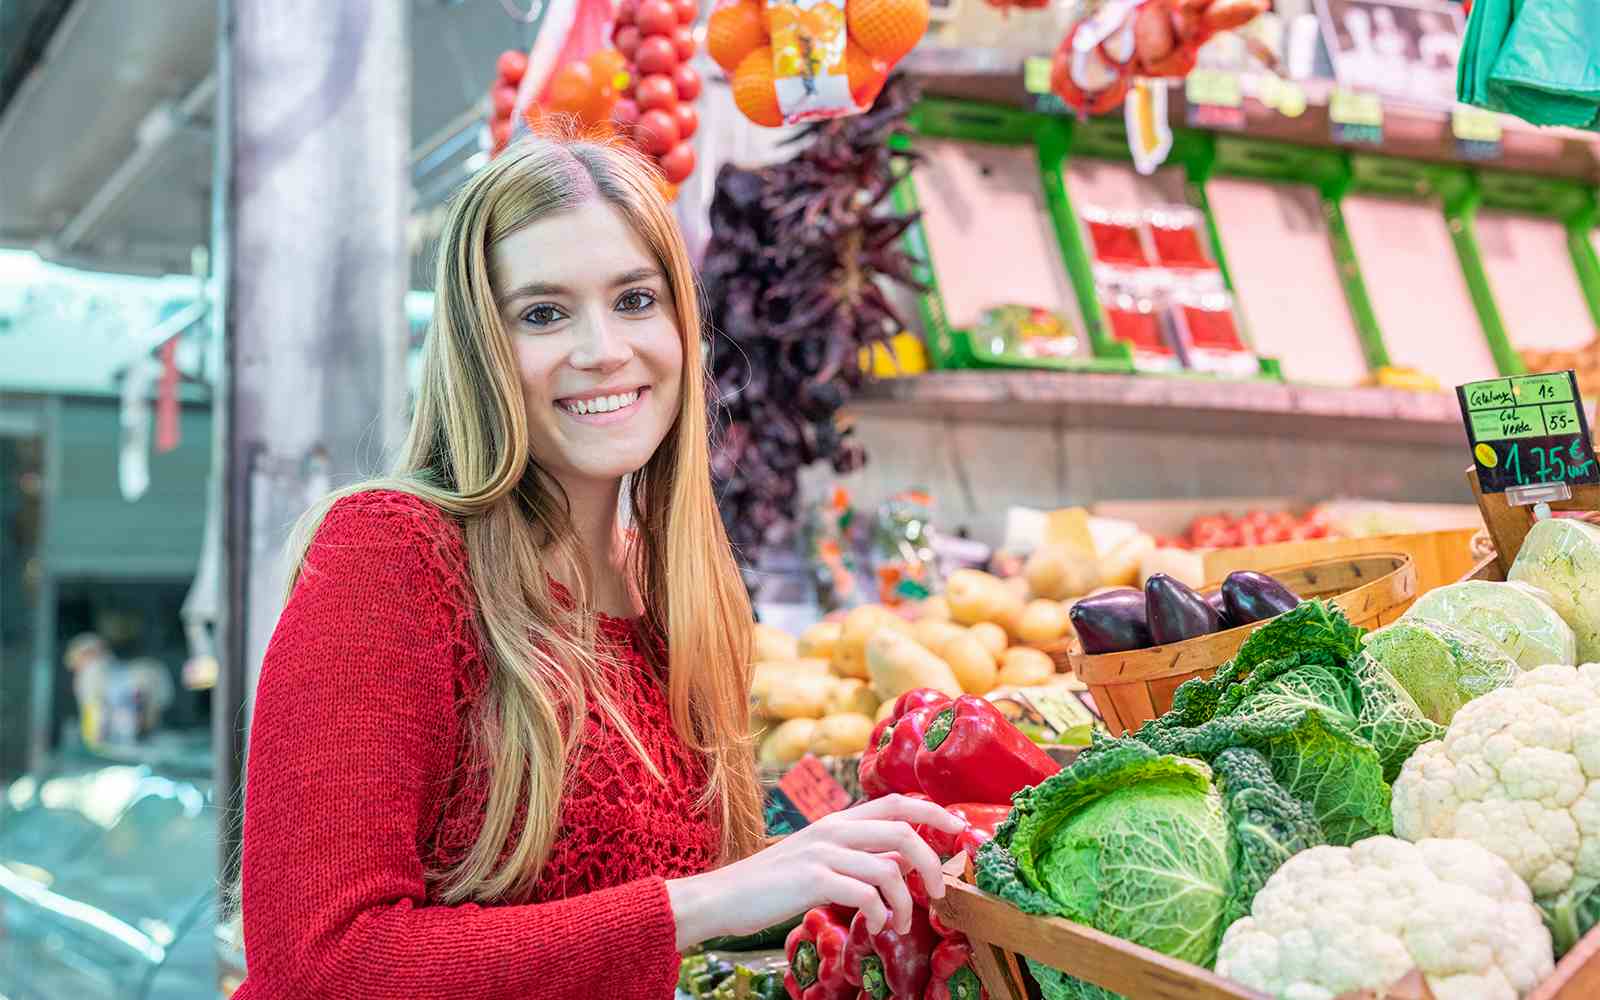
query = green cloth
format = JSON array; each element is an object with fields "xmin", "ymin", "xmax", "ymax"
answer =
[{"xmin": 1458, "ymin": 0, "xmax": 1600, "ymax": 130}]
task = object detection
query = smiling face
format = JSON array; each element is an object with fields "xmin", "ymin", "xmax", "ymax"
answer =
[{"xmin": 491, "ymin": 198, "xmax": 684, "ymax": 494}]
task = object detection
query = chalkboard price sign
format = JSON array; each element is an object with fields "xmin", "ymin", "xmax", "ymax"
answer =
[{"xmin": 1458, "ymin": 371, "xmax": 1600, "ymax": 494}]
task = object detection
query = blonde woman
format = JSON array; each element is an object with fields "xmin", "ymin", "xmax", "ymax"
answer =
[{"xmin": 232, "ymin": 135, "xmax": 960, "ymax": 999}]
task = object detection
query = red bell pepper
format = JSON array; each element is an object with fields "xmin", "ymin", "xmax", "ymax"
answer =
[
  {"xmin": 863, "ymin": 697, "xmax": 953, "ymax": 798},
  {"xmin": 912, "ymin": 696, "xmax": 1060, "ymax": 806},
  {"xmin": 915, "ymin": 803, "xmax": 1011, "ymax": 859},
  {"xmin": 858, "ymin": 690, "xmax": 951, "ymax": 799},
  {"xmin": 785, "ymin": 905, "xmax": 857, "ymax": 1000},
  {"xmin": 924, "ymin": 934, "xmax": 987, "ymax": 1000},
  {"xmin": 846, "ymin": 906, "xmax": 939, "ymax": 1000}
]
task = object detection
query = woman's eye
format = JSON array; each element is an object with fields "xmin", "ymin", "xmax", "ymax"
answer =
[
  {"xmin": 521, "ymin": 303, "xmax": 565, "ymax": 327},
  {"xmin": 617, "ymin": 289, "xmax": 657, "ymax": 314}
]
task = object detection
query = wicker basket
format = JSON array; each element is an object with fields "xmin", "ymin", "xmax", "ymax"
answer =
[{"xmin": 1063, "ymin": 553, "xmax": 1417, "ymax": 737}]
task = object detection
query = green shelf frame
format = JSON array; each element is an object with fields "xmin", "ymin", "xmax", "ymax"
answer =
[{"xmin": 1475, "ymin": 169, "xmax": 1600, "ymax": 332}]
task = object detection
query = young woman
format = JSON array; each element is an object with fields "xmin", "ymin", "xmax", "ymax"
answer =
[{"xmin": 231, "ymin": 135, "xmax": 961, "ymax": 999}]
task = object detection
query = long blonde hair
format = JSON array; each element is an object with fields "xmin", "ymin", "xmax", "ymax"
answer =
[{"xmin": 276, "ymin": 135, "xmax": 762, "ymax": 904}]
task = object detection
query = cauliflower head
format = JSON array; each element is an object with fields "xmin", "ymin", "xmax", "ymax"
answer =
[
  {"xmin": 1391, "ymin": 662, "xmax": 1600, "ymax": 953},
  {"xmin": 1215, "ymin": 836, "xmax": 1553, "ymax": 1000}
]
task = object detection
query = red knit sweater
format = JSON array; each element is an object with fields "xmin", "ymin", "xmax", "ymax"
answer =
[{"xmin": 234, "ymin": 490, "xmax": 720, "ymax": 999}]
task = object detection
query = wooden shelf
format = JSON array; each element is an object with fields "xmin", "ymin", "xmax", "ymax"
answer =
[
  {"xmin": 899, "ymin": 47, "xmax": 1600, "ymax": 184},
  {"xmin": 849, "ymin": 370, "xmax": 1477, "ymax": 444}
]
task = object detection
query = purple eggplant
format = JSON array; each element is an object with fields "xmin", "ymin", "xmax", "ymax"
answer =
[
  {"xmin": 1205, "ymin": 589, "xmax": 1234, "ymax": 629},
  {"xmin": 1146, "ymin": 574, "xmax": 1223, "ymax": 645},
  {"xmin": 1221, "ymin": 571, "xmax": 1302, "ymax": 626},
  {"xmin": 1070, "ymin": 588, "xmax": 1151, "ymax": 654}
]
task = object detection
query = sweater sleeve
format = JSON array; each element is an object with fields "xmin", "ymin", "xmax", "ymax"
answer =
[{"xmin": 238, "ymin": 491, "xmax": 682, "ymax": 1000}]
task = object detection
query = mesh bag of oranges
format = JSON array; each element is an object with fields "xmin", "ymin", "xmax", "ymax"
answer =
[{"xmin": 710, "ymin": 0, "xmax": 928, "ymax": 126}]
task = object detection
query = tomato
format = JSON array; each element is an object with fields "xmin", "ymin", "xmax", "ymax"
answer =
[
  {"xmin": 489, "ymin": 116, "xmax": 513, "ymax": 148},
  {"xmin": 614, "ymin": 25, "xmax": 642, "ymax": 59},
  {"xmin": 635, "ymin": 73, "xmax": 679, "ymax": 111},
  {"xmin": 497, "ymin": 49, "xmax": 528, "ymax": 84},
  {"xmin": 658, "ymin": 142, "xmax": 696, "ymax": 184},
  {"xmin": 635, "ymin": 35, "xmax": 680, "ymax": 75},
  {"xmin": 673, "ymin": 63, "xmax": 702, "ymax": 101},
  {"xmin": 611, "ymin": 97, "xmax": 642, "ymax": 136},
  {"xmin": 672, "ymin": 24, "xmax": 697, "ymax": 61},
  {"xmin": 635, "ymin": 108, "xmax": 681, "ymax": 155},
  {"xmin": 547, "ymin": 61, "xmax": 597, "ymax": 116},
  {"xmin": 616, "ymin": 0, "xmax": 638, "ymax": 23},
  {"xmin": 673, "ymin": 0, "xmax": 699, "ymax": 24},
  {"xmin": 635, "ymin": 0, "xmax": 680, "ymax": 36},
  {"xmin": 671, "ymin": 101, "xmax": 698, "ymax": 140},
  {"xmin": 491, "ymin": 84, "xmax": 518, "ymax": 118}
]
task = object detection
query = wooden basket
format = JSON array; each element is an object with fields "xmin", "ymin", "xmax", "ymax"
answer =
[
  {"xmin": 1062, "ymin": 553, "xmax": 1417, "ymax": 737},
  {"xmin": 934, "ymin": 856, "xmax": 1600, "ymax": 1000}
]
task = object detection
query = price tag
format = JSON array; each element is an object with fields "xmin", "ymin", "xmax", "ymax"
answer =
[
  {"xmin": 1023, "ymin": 56, "xmax": 1053, "ymax": 96},
  {"xmin": 1452, "ymin": 105, "xmax": 1503, "ymax": 161},
  {"xmin": 1185, "ymin": 70, "xmax": 1245, "ymax": 129},
  {"xmin": 768, "ymin": 754, "xmax": 853, "ymax": 831},
  {"xmin": 1329, "ymin": 88, "xmax": 1383, "ymax": 145},
  {"xmin": 1458, "ymin": 371, "xmax": 1600, "ymax": 494}
]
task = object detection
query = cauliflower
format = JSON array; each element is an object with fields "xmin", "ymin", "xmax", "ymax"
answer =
[
  {"xmin": 1216, "ymin": 837, "xmax": 1553, "ymax": 1000},
  {"xmin": 1391, "ymin": 663, "xmax": 1600, "ymax": 954}
]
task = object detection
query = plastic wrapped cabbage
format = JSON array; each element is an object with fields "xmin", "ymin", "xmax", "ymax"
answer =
[
  {"xmin": 1401, "ymin": 580, "xmax": 1576, "ymax": 669},
  {"xmin": 1508, "ymin": 518, "xmax": 1600, "ymax": 663},
  {"xmin": 1362, "ymin": 618, "xmax": 1519, "ymax": 725}
]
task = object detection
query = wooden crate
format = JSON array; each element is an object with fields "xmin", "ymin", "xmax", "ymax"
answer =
[
  {"xmin": 1466, "ymin": 467, "xmax": 1600, "ymax": 578},
  {"xmin": 934, "ymin": 857, "xmax": 1600, "ymax": 1000},
  {"xmin": 1064, "ymin": 553, "xmax": 1416, "ymax": 737},
  {"xmin": 1199, "ymin": 529, "xmax": 1478, "ymax": 599}
]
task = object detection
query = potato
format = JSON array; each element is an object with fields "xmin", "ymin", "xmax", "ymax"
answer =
[
  {"xmin": 1003, "ymin": 576, "xmax": 1030, "ymax": 602},
  {"xmin": 763, "ymin": 671, "xmax": 839, "ymax": 720},
  {"xmin": 941, "ymin": 631, "xmax": 999, "ymax": 694},
  {"xmin": 875, "ymin": 698, "xmax": 899, "ymax": 724},
  {"xmin": 970, "ymin": 622, "xmax": 1008, "ymax": 659},
  {"xmin": 810, "ymin": 712, "xmax": 877, "ymax": 757},
  {"xmin": 833, "ymin": 605, "xmax": 912, "ymax": 679},
  {"xmin": 918, "ymin": 595, "xmax": 953, "ymax": 622},
  {"xmin": 946, "ymin": 569, "xmax": 1025, "ymax": 630},
  {"xmin": 866, "ymin": 629, "xmax": 964, "ymax": 701},
  {"xmin": 753, "ymin": 623, "xmax": 799, "ymax": 663},
  {"xmin": 998, "ymin": 647, "xmax": 1056, "ymax": 687},
  {"xmin": 759, "ymin": 718, "xmax": 819, "ymax": 766},
  {"xmin": 1099, "ymin": 534, "xmax": 1156, "ymax": 589},
  {"xmin": 912, "ymin": 620, "xmax": 968, "ymax": 652},
  {"xmin": 797, "ymin": 621, "xmax": 843, "ymax": 660},
  {"xmin": 1024, "ymin": 544, "xmax": 1101, "ymax": 601},
  {"xmin": 826, "ymin": 677, "xmax": 881, "ymax": 718},
  {"xmin": 751, "ymin": 658, "xmax": 831, "ymax": 712},
  {"xmin": 1016, "ymin": 600, "xmax": 1072, "ymax": 646}
]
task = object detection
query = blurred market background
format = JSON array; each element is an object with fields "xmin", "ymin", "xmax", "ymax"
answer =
[{"xmin": 2, "ymin": 0, "xmax": 1595, "ymax": 996}]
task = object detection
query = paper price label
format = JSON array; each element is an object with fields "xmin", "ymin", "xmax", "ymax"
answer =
[
  {"xmin": 1186, "ymin": 69, "xmax": 1242, "ymax": 109},
  {"xmin": 1458, "ymin": 371, "xmax": 1599, "ymax": 494},
  {"xmin": 1329, "ymin": 89, "xmax": 1383, "ymax": 127}
]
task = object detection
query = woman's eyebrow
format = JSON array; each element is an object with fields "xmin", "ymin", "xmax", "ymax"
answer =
[
  {"xmin": 496, "ymin": 280, "xmax": 568, "ymax": 306},
  {"xmin": 610, "ymin": 267, "xmax": 662, "ymax": 287}
]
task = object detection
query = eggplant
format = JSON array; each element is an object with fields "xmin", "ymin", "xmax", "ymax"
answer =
[
  {"xmin": 1204, "ymin": 589, "xmax": 1234, "ymax": 629},
  {"xmin": 1146, "ymin": 573, "xmax": 1223, "ymax": 645},
  {"xmin": 1069, "ymin": 588, "xmax": 1152, "ymax": 654},
  {"xmin": 1221, "ymin": 570, "xmax": 1302, "ymax": 625}
]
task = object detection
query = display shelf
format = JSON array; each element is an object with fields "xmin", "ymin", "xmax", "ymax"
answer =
[
  {"xmin": 849, "ymin": 369, "xmax": 1512, "ymax": 444},
  {"xmin": 898, "ymin": 47, "xmax": 1600, "ymax": 184}
]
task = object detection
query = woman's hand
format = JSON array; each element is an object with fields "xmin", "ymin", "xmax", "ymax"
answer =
[{"xmin": 666, "ymin": 794, "xmax": 965, "ymax": 951}]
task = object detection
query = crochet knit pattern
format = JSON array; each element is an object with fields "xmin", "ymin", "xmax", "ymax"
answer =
[{"xmin": 234, "ymin": 490, "xmax": 720, "ymax": 999}]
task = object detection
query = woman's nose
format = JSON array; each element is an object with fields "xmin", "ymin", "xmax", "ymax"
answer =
[{"xmin": 569, "ymin": 315, "xmax": 634, "ymax": 372}]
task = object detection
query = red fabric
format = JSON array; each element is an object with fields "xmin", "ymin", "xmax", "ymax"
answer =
[{"xmin": 234, "ymin": 489, "xmax": 720, "ymax": 999}]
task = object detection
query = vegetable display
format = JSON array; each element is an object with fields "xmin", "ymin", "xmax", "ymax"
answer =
[
  {"xmin": 1361, "ymin": 618, "xmax": 1519, "ymax": 725},
  {"xmin": 1216, "ymin": 836, "xmax": 1554, "ymax": 1000},
  {"xmin": 705, "ymin": 77, "xmax": 922, "ymax": 554},
  {"xmin": 1391, "ymin": 663, "xmax": 1600, "ymax": 956},
  {"xmin": 975, "ymin": 742, "xmax": 1321, "ymax": 998},
  {"xmin": 913, "ymin": 696, "xmax": 1061, "ymax": 806},
  {"xmin": 1507, "ymin": 518, "xmax": 1600, "ymax": 662},
  {"xmin": 1401, "ymin": 580, "xmax": 1576, "ymax": 669}
]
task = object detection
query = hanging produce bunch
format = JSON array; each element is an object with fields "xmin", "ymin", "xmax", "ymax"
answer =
[
  {"xmin": 703, "ymin": 76, "xmax": 922, "ymax": 556},
  {"xmin": 1051, "ymin": 0, "xmax": 1269, "ymax": 115},
  {"xmin": 608, "ymin": 0, "xmax": 704, "ymax": 184},
  {"xmin": 707, "ymin": 0, "xmax": 926, "ymax": 127},
  {"xmin": 480, "ymin": 0, "xmax": 704, "ymax": 189}
]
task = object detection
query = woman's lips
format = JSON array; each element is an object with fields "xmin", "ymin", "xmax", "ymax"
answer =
[{"xmin": 555, "ymin": 385, "xmax": 649, "ymax": 426}]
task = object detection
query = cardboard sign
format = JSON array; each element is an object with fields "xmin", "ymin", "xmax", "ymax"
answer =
[
  {"xmin": 1458, "ymin": 371, "xmax": 1599, "ymax": 494},
  {"xmin": 767, "ymin": 755, "xmax": 852, "ymax": 833}
]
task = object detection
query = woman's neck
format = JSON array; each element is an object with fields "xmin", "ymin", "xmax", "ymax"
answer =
[{"xmin": 558, "ymin": 475, "xmax": 637, "ymax": 618}]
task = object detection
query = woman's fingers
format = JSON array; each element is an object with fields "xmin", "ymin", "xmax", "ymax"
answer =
[
  {"xmin": 848, "ymin": 793, "xmax": 967, "ymax": 833},
  {"xmin": 818, "ymin": 846, "xmax": 915, "ymax": 934},
  {"xmin": 822, "ymin": 820, "xmax": 947, "ymax": 902},
  {"xmin": 820, "ymin": 871, "xmax": 891, "ymax": 934}
]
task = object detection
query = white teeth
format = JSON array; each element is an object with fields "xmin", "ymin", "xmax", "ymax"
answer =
[{"xmin": 563, "ymin": 390, "xmax": 638, "ymax": 416}]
